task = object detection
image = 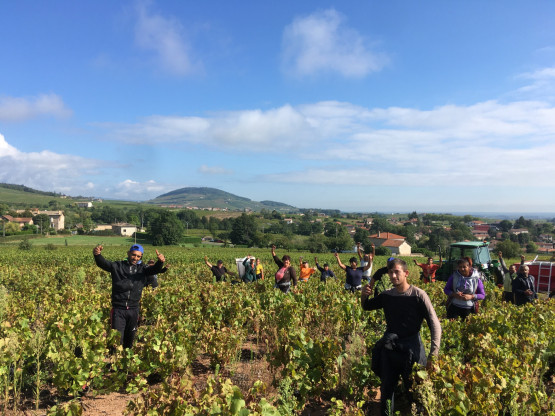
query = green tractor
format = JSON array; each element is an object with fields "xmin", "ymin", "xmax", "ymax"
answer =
[{"xmin": 436, "ymin": 241, "xmax": 494, "ymax": 281}]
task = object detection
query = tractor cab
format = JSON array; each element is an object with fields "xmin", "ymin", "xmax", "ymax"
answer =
[{"xmin": 436, "ymin": 241, "xmax": 493, "ymax": 281}]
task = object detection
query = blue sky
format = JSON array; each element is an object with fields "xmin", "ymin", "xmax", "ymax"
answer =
[{"xmin": 1, "ymin": 1, "xmax": 555, "ymax": 213}]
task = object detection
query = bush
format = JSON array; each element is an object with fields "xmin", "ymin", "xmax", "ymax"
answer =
[
  {"xmin": 18, "ymin": 239, "xmax": 32, "ymax": 250},
  {"xmin": 375, "ymin": 246, "xmax": 392, "ymax": 256}
]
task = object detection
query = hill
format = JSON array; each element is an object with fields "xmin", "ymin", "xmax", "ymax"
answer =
[
  {"xmin": 148, "ymin": 187, "xmax": 297, "ymax": 212},
  {"xmin": 0, "ymin": 183, "xmax": 73, "ymax": 207}
]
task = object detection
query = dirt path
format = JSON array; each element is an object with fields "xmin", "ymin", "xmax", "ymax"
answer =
[{"xmin": 81, "ymin": 393, "xmax": 137, "ymax": 416}]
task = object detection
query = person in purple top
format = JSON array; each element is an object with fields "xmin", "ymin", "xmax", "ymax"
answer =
[
  {"xmin": 334, "ymin": 251, "xmax": 372, "ymax": 292},
  {"xmin": 444, "ymin": 258, "xmax": 486, "ymax": 320}
]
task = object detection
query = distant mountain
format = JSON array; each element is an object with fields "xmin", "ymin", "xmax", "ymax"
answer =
[{"xmin": 148, "ymin": 187, "xmax": 298, "ymax": 212}]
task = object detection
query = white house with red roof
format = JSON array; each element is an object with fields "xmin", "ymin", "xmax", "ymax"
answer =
[{"xmin": 369, "ymin": 231, "xmax": 412, "ymax": 256}]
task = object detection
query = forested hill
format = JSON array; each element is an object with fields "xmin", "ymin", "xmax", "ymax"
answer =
[{"xmin": 148, "ymin": 187, "xmax": 298, "ymax": 212}]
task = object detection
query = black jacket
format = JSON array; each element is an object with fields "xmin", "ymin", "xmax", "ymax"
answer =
[
  {"xmin": 511, "ymin": 273, "xmax": 537, "ymax": 306},
  {"xmin": 94, "ymin": 254, "xmax": 164, "ymax": 309}
]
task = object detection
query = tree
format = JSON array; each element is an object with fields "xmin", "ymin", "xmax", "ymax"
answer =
[
  {"xmin": 33, "ymin": 214, "xmax": 51, "ymax": 233},
  {"xmin": 517, "ymin": 232, "xmax": 530, "ymax": 246},
  {"xmin": 328, "ymin": 226, "xmax": 353, "ymax": 252},
  {"xmin": 82, "ymin": 218, "xmax": 94, "ymax": 233},
  {"xmin": 498, "ymin": 220, "xmax": 513, "ymax": 232},
  {"xmin": 229, "ymin": 214, "xmax": 257, "ymax": 246},
  {"xmin": 353, "ymin": 228, "xmax": 370, "ymax": 247},
  {"xmin": 4, "ymin": 222, "xmax": 20, "ymax": 235},
  {"xmin": 514, "ymin": 216, "xmax": 532, "ymax": 229},
  {"xmin": 150, "ymin": 211, "xmax": 184, "ymax": 245},
  {"xmin": 375, "ymin": 245, "xmax": 392, "ymax": 256},
  {"xmin": 526, "ymin": 242, "xmax": 538, "ymax": 253},
  {"xmin": 307, "ymin": 234, "xmax": 329, "ymax": 253},
  {"xmin": 496, "ymin": 240, "xmax": 521, "ymax": 258},
  {"xmin": 408, "ymin": 211, "xmax": 418, "ymax": 220}
]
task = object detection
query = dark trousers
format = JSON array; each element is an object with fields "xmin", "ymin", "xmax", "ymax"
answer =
[
  {"xmin": 111, "ymin": 307, "xmax": 140, "ymax": 349},
  {"xmin": 502, "ymin": 291, "xmax": 514, "ymax": 303},
  {"xmin": 447, "ymin": 303, "xmax": 474, "ymax": 320},
  {"xmin": 379, "ymin": 349, "xmax": 413, "ymax": 416}
]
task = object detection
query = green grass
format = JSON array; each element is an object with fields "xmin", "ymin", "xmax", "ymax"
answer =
[{"xmin": 0, "ymin": 187, "xmax": 70, "ymax": 206}]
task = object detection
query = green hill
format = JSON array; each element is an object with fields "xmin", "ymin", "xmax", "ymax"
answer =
[
  {"xmin": 0, "ymin": 183, "xmax": 71, "ymax": 207},
  {"xmin": 148, "ymin": 187, "xmax": 297, "ymax": 212}
]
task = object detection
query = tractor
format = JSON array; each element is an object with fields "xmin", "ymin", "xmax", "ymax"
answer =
[{"xmin": 436, "ymin": 241, "xmax": 494, "ymax": 281}]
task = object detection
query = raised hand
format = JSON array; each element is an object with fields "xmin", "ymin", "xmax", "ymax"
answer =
[{"xmin": 156, "ymin": 249, "xmax": 166, "ymax": 263}]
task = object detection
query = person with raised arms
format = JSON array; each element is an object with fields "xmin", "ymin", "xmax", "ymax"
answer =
[
  {"xmin": 271, "ymin": 245, "xmax": 297, "ymax": 293},
  {"xmin": 93, "ymin": 244, "xmax": 165, "ymax": 349},
  {"xmin": 334, "ymin": 251, "xmax": 372, "ymax": 292},
  {"xmin": 204, "ymin": 256, "xmax": 237, "ymax": 283},
  {"xmin": 357, "ymin": 242, "xmax": 375, "ymax": 282}
]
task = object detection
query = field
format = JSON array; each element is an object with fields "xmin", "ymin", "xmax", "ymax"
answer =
[{"xmin": 0, "ymin": 245, "xmax": 553, "ymax": 415}]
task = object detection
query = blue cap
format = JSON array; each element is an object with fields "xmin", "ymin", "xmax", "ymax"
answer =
[
  {"xmin": 129, "ymin": 244, "xmax": 144, "ymax": 253},
  {"xmin": 387, "ymin": 257, "xmax": 395, "ymax": 262}
]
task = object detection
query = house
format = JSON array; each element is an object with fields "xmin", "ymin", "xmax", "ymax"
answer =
[
  {"xmin": 76, "ymin": 201, "xmax": 93, "ymax": 208},
  {"xmin": 369, "ymin": 231, "xmax": 412, "ymax": 255},
  {"xmin": 112, "ymin": 223, "xmax": 137, "ymax": 236},
  {"xmin": 536, "ymin": 242, "xmax": 555, "ymax": 253},
  {"xmin": 1, "ymin": 215, "xmax": 34, "ymax": 229},
  {"xmin": 473, "ymin": 224, "xmax": 490, "ymax": 233},
  {"xmin": 381, "ymin": 239, "xmax": 412, "ymax": 256},
  {"xmin": 509, "ymin": 228, "xmax": 529, "ymax": 236},
  {"xmin": 471, "ymin": 230, "xmax": 489, "ymax": 241},
  {"xmin": 39, "ymin": 210, "xmax": 65, "ymax": 230}
]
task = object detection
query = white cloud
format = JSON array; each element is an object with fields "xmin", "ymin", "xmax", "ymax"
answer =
[
  {"xmin": 0, "ymin": 133, "xmax": 104, "ymax": 195},
  {"xmin": 513, "ymin": 66, "xmax": 555, "ymax": 100},
  {"xmin": 281, "ymin": 9, "xmax": 388, "ymax": 78},
  {"xmin": 94, "ymin": 96, "xmax": 555, "ymax": 202},
  {"xmin": 108, "ymin": 104, "xmax": 316, "ymax": 149},
  {"xmin": 112, "ymin": 179, "xmax": 171, "ymax": 199},
  {"xmin": 198, "ymin": 165, "xmax": 234, "ymax": 175},
  {"xmin": 134, "ymin": 0, "xmax": 200, "ymax": 76},
  {"xmin": 0, "ymin": 94, "xmax": 72, "ymax": 122}
]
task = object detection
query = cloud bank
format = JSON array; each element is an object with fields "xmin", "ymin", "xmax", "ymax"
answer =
[{"xmin": 0, "ymin": 94, "xmax": 72, "ymax": 122}]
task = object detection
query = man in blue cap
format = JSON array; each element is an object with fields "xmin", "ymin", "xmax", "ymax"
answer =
[{"xmin": 93, "ymin": 244, "xmax": 166, "ymax": 349}]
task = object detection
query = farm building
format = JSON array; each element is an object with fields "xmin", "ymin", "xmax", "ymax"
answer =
[
  {"xmin": 369, "ymin": 231, "xmax": 412, "ymax": 256},
  {"xmin": 112, "ymin": 223, "xmax": 137, "ymax": 236},
  {"xmin": 0, "ymin": 215, "xmax": 33, "ymax": 229},
  {"xmin": 38, "ymin": 211, "xmax": 65, "ymax": 230}
]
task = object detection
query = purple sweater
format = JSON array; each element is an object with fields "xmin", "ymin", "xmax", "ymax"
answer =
[{"xmin": 444, "ymin": 269, "xmax": 485, "ymax": 309}]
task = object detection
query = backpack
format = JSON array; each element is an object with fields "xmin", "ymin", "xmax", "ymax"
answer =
[{"xmin": 275, "ymin": 267, "xmax": 287, "ymax": 282}]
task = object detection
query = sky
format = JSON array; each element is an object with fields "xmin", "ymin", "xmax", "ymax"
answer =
[{"xmin": 1, "ymin": 1, "xmax": 555, "ymax": 214}]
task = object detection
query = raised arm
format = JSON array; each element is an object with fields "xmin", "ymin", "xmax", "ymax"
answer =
[
  {"xmin": 356, "ymin": 242, "xmax": 363, "ymax": 260},
  {"xmin": 498, "ymin": 251, "xmax": 509, "ymax": 273},
  {"xmin": 93, "ymin": 245, "xmax": 113, "ymax": 272},
  {"xmin": 438, "ymin": 253, "xmax": 443, "ymax": 268},
  {"xmin": 362, "ymin": 257, "xmax": 372, "ymax": 272},
  {"xmin": 204, "ymin": 255, "xmax": 213, "ymax": 269},
  {"xmin": 334, "ymin": 252, "xmax": 347, "ymax": 270}
]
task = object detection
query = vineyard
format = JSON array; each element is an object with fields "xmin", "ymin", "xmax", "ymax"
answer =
[{"xmin": 0, "ymin": 245, "xmax": 554, "ymax": 415}]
